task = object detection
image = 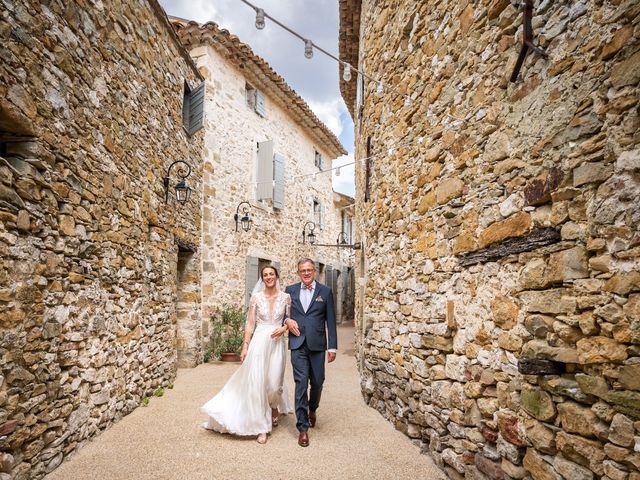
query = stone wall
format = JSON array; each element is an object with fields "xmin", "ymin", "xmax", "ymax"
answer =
[
  {"xmin": 0, "ymin": 1, "xmax": 203, "ymax": 478},
  {"xmin": 174, "ymin": 28, "xmax": 354, "ymax": 335},
  {"xmin": 349, "ymin": 1, "xmax": 640, "ymax": 479}
]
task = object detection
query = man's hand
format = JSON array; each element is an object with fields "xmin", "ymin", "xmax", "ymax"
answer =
[
  {"xmin": 285, "ymin": 318, "xmax": 300, "ymax": 336},
  {"xmin": 270, "ymin": 326, "xmax": 287, "ymax": 338},
  {"xmin": 327, "ymin": 352, "xmax": 336, "ymax": 363}
]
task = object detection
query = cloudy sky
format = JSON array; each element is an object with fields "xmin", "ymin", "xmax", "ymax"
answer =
[{"xmin": 158, "ymin": 0, "xmax": 355, "ymax": 196}]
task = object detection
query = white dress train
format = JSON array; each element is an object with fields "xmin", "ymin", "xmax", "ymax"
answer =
[{"xmin": 201, "ymin": 291, "xmax": 293, "ymax": 435}]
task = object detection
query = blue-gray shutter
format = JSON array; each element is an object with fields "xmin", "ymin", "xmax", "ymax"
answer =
[
  {"xmin": 273, "ymin": 153, "xmax": 285, "ymax": 209},
  {"xmin": 326, "ymin": 265, "xmax": 333, "ymax": 291},
  {"xmin": 245, "ymin": 256, "xmax": 259, "ymax": 306},
  {"xmin": 255, "ymin": 90, "xmax": 266, "ymax": 117},
  {"xmin": 188, "ymin": 82, "xmax": 205, "ymax": 135},
  {"xmin": 319, "ymin": 154, "xmax": 326, "ymax": 171},
  {"xmin": 256, "ymin": 140, "xmax": 274, "ymax": 201}
]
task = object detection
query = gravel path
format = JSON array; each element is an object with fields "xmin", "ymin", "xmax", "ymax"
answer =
[{"xmin": 45, "ymin": 325, "xmax": 446, "ymax": 480}]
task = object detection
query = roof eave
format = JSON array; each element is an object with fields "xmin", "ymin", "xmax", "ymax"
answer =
[{"xmin": 171, "ymin": 18, "xmax": 347, "ymax": 159}]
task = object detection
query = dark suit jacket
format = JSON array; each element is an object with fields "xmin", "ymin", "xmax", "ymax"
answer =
[{"xmin": 285, "ymin": 282, "xmax": 337, "ymax": 351}]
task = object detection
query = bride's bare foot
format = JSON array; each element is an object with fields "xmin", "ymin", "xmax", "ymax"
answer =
[
  {"xmin": 257, "ymin": 433, "xmax": 267, "ymax": 444},
  {"xmin": 271, "ymin": 408, "xmax": 279, "ymax": 427}
]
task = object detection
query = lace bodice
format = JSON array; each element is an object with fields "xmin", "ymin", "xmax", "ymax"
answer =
[{"xmin": 247, "ymin": 291, "xmax": 291, "ymax": 328}]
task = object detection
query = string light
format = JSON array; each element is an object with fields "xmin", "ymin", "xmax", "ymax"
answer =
[
  {"xmin": 404, "ymin": 95, "xmax": 411, "ymax": 107},
  {"xmin": 343, "ymin": 63, "xmax": 352, "ymax": 82},
  {"xmin": 304, "ymin": 39, "xmax": 314, "ymax": 59},
  {"xmin": 255, "ymin": 8, "xmax": 265, "ymax": 29},
  {"xmin": 239, "ymin": 0, "xmax": 410, "ymax": 108}
]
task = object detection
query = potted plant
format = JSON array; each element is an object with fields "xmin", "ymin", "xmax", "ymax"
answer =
[{"xmin": 209, "ymin": 303, "xmax": 245, "ymax": 362}]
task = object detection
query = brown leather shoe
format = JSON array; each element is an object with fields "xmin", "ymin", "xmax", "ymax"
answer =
[
  {"xmin": 298, "ymin": 431, "xmax": 309, "ymax": 447},
  {"xmin": 309, "ymin": 410, "xmax": 316, "ymax": 428}
]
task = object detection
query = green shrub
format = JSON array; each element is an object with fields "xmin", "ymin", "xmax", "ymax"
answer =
[{"xmin": 209, "ymin": 303, "xmax": 246, "ymax": 358}]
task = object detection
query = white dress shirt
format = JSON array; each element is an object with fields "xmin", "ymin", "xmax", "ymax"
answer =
[{"xmin": 300, "ymin": 281, "xmax": 316, "ymax": 312}]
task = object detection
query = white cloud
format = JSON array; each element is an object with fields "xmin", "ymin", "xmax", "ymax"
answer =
[{"xmin": 307, "ymin": 98, "xmax": 346, "ymax": 139}]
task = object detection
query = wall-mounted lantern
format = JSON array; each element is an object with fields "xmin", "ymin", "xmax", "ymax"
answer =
[
  {"xmin": 336, "ymin": 232, "xmax": 349, "ymax": 245},
  {"xmin": 234, "ymin": 201, "xmax": 253, "ymax": 232},
  {"xmin": 302, "ymin": 221, "xmax": 317, "ymax": 245},
  {"xmin": 163, "ymin": 160, "xmax": 192, "ymax": 205}
]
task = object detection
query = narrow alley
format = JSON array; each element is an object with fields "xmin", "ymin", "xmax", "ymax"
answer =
[{"xmin": 44, "ymin": 326, "xmax": 445, "ymax": 480}]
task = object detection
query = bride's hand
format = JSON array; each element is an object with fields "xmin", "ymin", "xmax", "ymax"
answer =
[
  {"xmin": 240, "ymin": 346, "xmax": 248, "ymax": 362},
  {"xmin": 270, "ymin": 326, "xmax": 287, "ymax": 338}
]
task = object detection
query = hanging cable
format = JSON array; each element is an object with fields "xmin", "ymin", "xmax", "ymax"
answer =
[{"xmin": 237, "ymin": 0, "xmax": 412, "ymax": 107}]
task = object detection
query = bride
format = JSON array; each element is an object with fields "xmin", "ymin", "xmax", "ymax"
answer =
[{"xmin": 201, "ymin": 265, "xmax": 293, "ymax": 443}]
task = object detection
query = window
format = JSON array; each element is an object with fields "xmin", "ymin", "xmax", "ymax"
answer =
[
  {"xmin": 313, "ymin": 198, "xmax": 324, "ymax": 230},
  {"xmin": 256, "ymin": 140, "xmax": 285, "ymax": 209},
  {"xmin": 182, "ymin": 80, "xmax": 205, "ymax": 136},
  {"xmin": 356, "ymin": 71, "xmax": 365, "ymax": 123},
  {"xmin": 341, "ymin": 211, "xmax": 353, "ymax": 243},
  {"xmin": 273, "ymin": 153, "xmax": 285, "ymax": 209},
  {"xmin": 314, "ymin": 149, "xmax": 325, "ymax": 171},
  {"xmin": 246, "ymin": 83, "xmax": 266, "ymax": 117},
  {"xmin": 246, "ymin": 257, "xmax": 280, "ymax": 305}
]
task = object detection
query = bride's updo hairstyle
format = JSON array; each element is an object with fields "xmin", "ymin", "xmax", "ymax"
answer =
[{"xmin": 261, "ymin": 265, "xmax": 279, "ymax": 279}]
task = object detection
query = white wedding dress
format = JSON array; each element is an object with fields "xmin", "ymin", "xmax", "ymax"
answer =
[{"xmin": 201, "ymin": 291, "xmax": 293, "ymax": 435}]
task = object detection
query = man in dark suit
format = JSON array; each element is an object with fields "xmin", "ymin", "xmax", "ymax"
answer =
[{"xmin": 284, "ymin": 258, "xmax": 337, "ymax": 447}]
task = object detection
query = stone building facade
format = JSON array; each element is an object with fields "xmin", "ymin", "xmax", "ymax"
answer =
[
  {"xmin": 0, "ymin": 1, "xmax": 203, "ymax": 478},
  {"xmin": 340, "ymin": 1, "xmax": 640, "ymax": 479},
  {"xmin": 172, "ymin": 20, "xmax": 355, "ymax": 339}
]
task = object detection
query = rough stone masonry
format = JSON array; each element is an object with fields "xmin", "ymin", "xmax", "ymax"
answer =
[
  {"xmin": 0, "ymin": 0, "xmax": 204, "ymax": 478},
  {"xmin": 340, "ymin": 0, "xmax": 640, "ymax": 479}
]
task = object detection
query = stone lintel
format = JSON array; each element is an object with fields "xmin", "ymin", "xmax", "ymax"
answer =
[{"xmin": 518, "ymin": 358, "xmax": 566, "ymax": 375}]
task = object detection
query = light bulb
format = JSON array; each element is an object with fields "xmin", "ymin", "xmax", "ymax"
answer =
[
  {"xmin": 255, "ymin": 8, "xmax": 265, "ymax": 29},
  {"xmin": 343, "ymin": 63, "xmax": 352, "ymax": 82},
  {"xmin": 404, "ymin": 95, "xmax": 411, "ymax": 107},
  {"xmin": 376, "ymin": 81, "xmax": 383, "ymax": 96},
  {"xmin": 304, "ymin": 40, "xmax": 313, "ymax": 59},
  {"xmin": 335, "ymin": 167, "xmax": 341, "ymax": 176}
]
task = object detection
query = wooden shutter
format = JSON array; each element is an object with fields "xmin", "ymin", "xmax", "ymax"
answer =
[
  {"xmin": 255, "ymin": 90, "xmax": 266, "ymax": 117},
  {"xmin": 245, "ymin": 256, "xmax": 259, "ymax": 306},
  {"xmin": 273, "ymin": 153, "xmax": 285, "ymax": 209},
  {"xmin": 256, "ymin": 140, "xmax": 274, "ymax": 201},
  {"xmin": 188, "ymin": 82, "xmax": 205, "ymax": 135}
]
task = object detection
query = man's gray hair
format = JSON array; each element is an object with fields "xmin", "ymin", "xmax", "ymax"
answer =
[{"xmin": 297, "ymin": 258, "xmax": 315, "ymax": 269}]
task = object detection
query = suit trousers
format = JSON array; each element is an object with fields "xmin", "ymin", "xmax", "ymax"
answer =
[{"xmin": 290, "ymin": 340, "xmax": 325, "ymax": 432}]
